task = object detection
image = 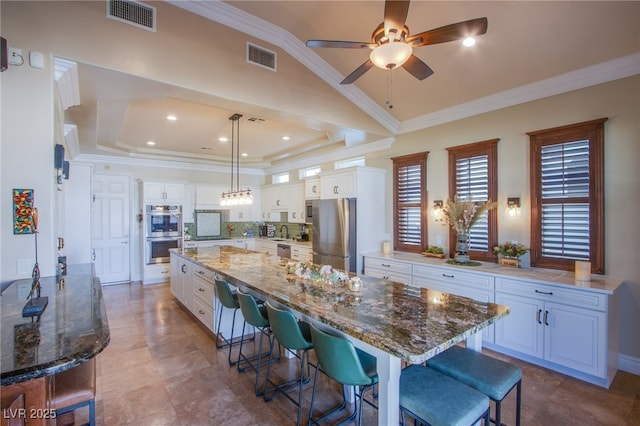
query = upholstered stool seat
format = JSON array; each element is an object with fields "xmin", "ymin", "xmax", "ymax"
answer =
[
  {"xmin": 426, "ymin": 346, "xmax": 522, "ymax": 426},
  {"xmin": 400, "ymin": 364, "xmax": 489, "ymax": 426},
  {"xmin": 51, "ymin": 358, "xmax": 96, "ymax": 426}
]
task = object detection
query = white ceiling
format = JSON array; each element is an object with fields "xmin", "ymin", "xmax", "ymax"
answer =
[{"xmin": 63, "ymin": 0, "xmax": 639, "ymax": 170}]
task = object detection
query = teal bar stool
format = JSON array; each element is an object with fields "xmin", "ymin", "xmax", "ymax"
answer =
[
  {"xmin": 400, "ymin": 364, "xmax": 490, "ymax": 426},
  {"xmin": 236, "ymin": 289, "xmax": 279, "ymax": 396},
  {"xmin": 426, "ymin": 345, "xmax": 522, "ymax": 426},
  {"xmin": 264, "ymin": 302, "xmax": 314, "ymax": 426},
  {"xmin": 214, "ymin": 278, "xmax": 244, "ymax": 366},
  {"xmin": 308, "ymin": 323, "xmax": 378, "ymax": 426}
]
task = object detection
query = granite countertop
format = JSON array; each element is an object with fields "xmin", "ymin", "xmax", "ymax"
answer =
[
  {"xmin": 365, "ymin": 251, "xmax": 624, "ymax": 294},
  {"xmin": 172, "ymin": 246, "xmax": 509, "ymax": 364},
  {"xmin": 1, "ymin": 264, "xmax": 110, "ymax": 386}
]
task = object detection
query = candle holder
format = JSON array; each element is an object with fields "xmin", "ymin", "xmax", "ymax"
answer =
[{"xmin": 22, "ymin": 207, "xmax": 48, "ymax": 318}]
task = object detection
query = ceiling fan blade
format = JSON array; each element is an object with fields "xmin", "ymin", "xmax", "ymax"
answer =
[
  {"xmin": 402, "ymin": 55, "xmax": 434, "ymax": 80},
  {"xmin": 340, "ymin": 60, "xmax": 374, "ymax": 85},
  {"xmin": 384, "ymin": 0, "xmax": 410, "ymax": 36},
  {"xmin": 306, "ymin": 40, "xmax": 376, "ymax": 49},
  {"xmin": 407, "ymin": 17, "xmax": 488, "ymax": 47}
]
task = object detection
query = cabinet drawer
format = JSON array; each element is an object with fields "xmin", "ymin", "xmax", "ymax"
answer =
[
  {"xmin": 192, "ymin": 274, "xmax": 214, "ymax": 307},
  {"xmin": 192, "ymin": 296, "xmax": 214, "ymax": 331},
  {"xmin": 192, "ymin": 264, "xmax": 214, "ymax": 284},
  {"xmin": 413, "ymin": 264, "xmax": 494, "ymax": 292},
  {"xmin": 365, "ymin": 267, "xmax": 412, "ymax": 286},
  {"xmin": 364, "ymin": 257, "xmax": 413, "ymax": 275},
  {"xmin": 495, "ymin": 278, "xmax": 607, "ymax": 311}
]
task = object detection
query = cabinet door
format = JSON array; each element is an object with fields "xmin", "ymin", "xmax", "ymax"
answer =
[
  {"xmin": 305, "ymin": 178, "xmax": 321, "ymax": 199},
  {"xmin": 321, "ymin": 171, "xmax": 355, "ymax": 199},
  {"xmin": 288, "ymin": 183, "xmax": 306, "ymax": 223},
  {"xmin": 494, "ymin": 293, "xmax": 544, "ymax": 358},
  {"xmin": 143, "ymin": 182, "xmax": 166, "ymax": 203},
  {"xmin": 544, "ymin": 302, "xmax": 606, "ymax": 377},
  {"xmin": 195, "ymin": 185, "xmax": 224, "ymax": 209},
  {"xmin": 183, "ymin": 185, "xmax": 195, "ymax": 224},
  {"xmin": 163, "ymin": 183, "xmax": 184, "ymax": 203}
]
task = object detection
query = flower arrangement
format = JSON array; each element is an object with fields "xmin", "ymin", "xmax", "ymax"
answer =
[
  {"xmin": 226, "ymin": 223, "xmax": 235, "ymax": 236},
  {"xmin": 493, "ymin": 241, "xmax": 528, "ymax": 258},
  {"xmin": 441, "ymin": 195, "xmax": 497, "ymax": 235}
]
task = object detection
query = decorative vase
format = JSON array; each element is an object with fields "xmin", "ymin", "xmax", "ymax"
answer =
[{"xmin": 455, "ymin": 232, "xmax": 470, "ymax": 263}]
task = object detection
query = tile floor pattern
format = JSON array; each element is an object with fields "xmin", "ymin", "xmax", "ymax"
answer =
[{"xmin": 67, "ymin": 282, "xmax": 639, "ymax": 425}]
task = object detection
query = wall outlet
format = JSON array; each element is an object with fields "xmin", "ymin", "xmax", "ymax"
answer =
[{"xmin": 8, "ymin": 47, "xmax": 22, "ymax": 65}]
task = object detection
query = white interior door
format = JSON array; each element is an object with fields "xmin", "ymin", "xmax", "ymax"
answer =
[{"xmin": 92, "ymin": 174, "xmax": 130, "ymax": 284}]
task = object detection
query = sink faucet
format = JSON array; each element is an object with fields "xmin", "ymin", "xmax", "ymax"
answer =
[{"xmin": 280, "ymin": 224, "xmax": 289, "ymax": 239}]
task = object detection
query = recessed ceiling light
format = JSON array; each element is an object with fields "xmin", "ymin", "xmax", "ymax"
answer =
[
  {"xmin": 166, "ymin": 115, "xmax": 177, "ymax": 121},
  {"xmin": 146, "ymin": 141, "xmax": 156, "ymax": 146},
  {"xmin": 282, "ymin": 136, "xmax": 291, "ymax": 141},
  {"xmin": 462, "ymin": 37, "xmax": 476, "ymax": 47},
  {"xmin": 219, "ymin": 137, "xmax": 228, "ymax": 143},
  {"xmin": 241, "ymin": 152, "xmax": 248, "ymax": 157}
]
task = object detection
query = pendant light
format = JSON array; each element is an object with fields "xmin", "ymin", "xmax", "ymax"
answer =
[{"xmin": 220, "ymin": 113, "xmax": 253, "ymax": 206}]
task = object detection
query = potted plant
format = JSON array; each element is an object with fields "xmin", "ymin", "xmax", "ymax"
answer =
[
  {"xmin": 422, "ymin": 245, "xmax": 445, "ymax": 259},
  {"xmin": 493, "ymin": 241, "xmax": 528, "ymax": 268}
]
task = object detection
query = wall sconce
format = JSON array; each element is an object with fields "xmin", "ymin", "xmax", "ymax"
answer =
[
  {"xmin": 506, "ymin": 197, "xmax": 521, "ymax": 217},
  {"xmin": 432, "ymin": 200, "xmax": 444, "ymax": 220}
]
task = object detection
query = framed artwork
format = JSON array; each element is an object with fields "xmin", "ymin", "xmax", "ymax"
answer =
[{"xmin": 13, "ymin": 188, "xmax": 35, "ymax": 234}]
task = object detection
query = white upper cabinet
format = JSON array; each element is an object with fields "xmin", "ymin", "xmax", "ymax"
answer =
[
  {"xmin": 305, "ymin": 177, "xmax": 321, "ymax": 200},
  {"xmin": 195, "ymin": 184, "xmax": 225, "ymax": 209},
  {"xmin": 261, "ymin": 184, "xmax": 290, "ymax": 220},
  {"xmin": 143, "ymin": 182, "xmax": 184, "ymax": 204},
  {"xmin": 288, "ymin": 183, "xmax": 306, "ymax": 223},
  {"xmin": 320, "ymin": 169, "xmax": 357, "ymax": 199}
]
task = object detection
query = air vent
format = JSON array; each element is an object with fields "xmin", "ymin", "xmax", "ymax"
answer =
[
  {"xmin": 247, "ymin": 43, "xmax": 276, "ymax": 72},
  {"xmin": 107, "ymin": 0, "xmax": 156, "ymax": 32},
  {"xmin": 246, "ymin": 117, "xmax": 266, "ymax": 124}
]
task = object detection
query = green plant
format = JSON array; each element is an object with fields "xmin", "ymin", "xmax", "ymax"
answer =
[
  {"xmin": 425, "ymin": 245, "xmax": 444, "ymax": 254},
  {"xmin": 493, "ymin": 241, "xmax": 528, "ymax": 258}
]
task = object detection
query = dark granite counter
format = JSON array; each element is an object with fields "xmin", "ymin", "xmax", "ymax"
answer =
[
  {"xmin": 1, "ymin": 264, "xmax": 110, "ymax": 386},
  {"xmin": 172, "ymin": 246, "xmax": 509, "ymax": 364}
]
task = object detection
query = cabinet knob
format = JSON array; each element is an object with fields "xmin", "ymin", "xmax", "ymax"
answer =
[{"xmin": 442, "ymin": 274, "xmax": 455, "ymax": 279}]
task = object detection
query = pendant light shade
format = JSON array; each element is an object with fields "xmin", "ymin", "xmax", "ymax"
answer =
[{"xmin": 220, "ymin": 113, "xmax": 253, "ymax": 206}]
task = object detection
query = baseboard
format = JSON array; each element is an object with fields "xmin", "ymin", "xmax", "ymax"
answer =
[{"xmin": 618, "ymin": 353, "xmax": 640, "ymax": 376}]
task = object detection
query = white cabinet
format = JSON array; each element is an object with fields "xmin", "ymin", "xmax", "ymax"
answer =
[
  {"xmin": 364, "ymin": 257, "xmax": 413, "ymax": 286},
  {"xmin": 143, "ymin": 182, "xmax": 184, "ymax": 204},
  {"xmin": 305, "ymin": 177, "xmax": 321, "ymax": 200},
  {"xmin": 191, "ymin": 263, "xmax": 215, "ymax": 332},
  {"xmin": 288, "ymin": 183, "xmax": 306, "ymax": 223},
  {"xmin": 170, "ymin": 253, "xmax": 192, "ymax": 309},
  {"xmin": 255, "ymin": 240, "xmax": 277, "ymax": 256},
  {"xmin": 291, "ymin": 244, "xmax": 312, "ymax": 263},
  {"xmin": 413, "ymin": 264, "xmax": 495, "ymax": 342},
  {"xmin": 195, "ymin": 184, "xmax": 225, "ymax": 209},
  {"xmin": 183, "ymin": 185, "xmax": 195, "ymax": 224},
  {"xmin": 226, "ymin": 186, "xmax": 260, "ymax": 222},
  {"xmin": 143, "ymin": 263, "xmax": 171, "ymax": 285},
  {"xmin": 320, "ymin": 169, "xmax": 356, "ymax": 199},
  {"xmin": 494, "ymin": 277, "xmax": 609, "ymax": 383},
  {"xmin": 261, "ymin": 184, "xmax": 290, "ymax": 220}
]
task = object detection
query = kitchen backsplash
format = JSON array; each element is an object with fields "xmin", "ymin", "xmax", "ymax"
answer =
[{"xmin": 184, "ymin": 220, "xmax": 310, "ymax": 241}]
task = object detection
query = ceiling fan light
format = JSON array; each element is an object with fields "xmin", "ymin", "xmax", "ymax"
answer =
[
  {"xmin": 370, "ymin": 42, "xmax": 412, "ymax": 70},
  {"xmin": 462, "ymin": 36, "xmax": 476, "ymax": 47}
]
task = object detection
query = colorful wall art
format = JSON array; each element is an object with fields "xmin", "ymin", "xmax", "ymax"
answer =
[{"xmin": 13, "ymin": 188, "xmax": 35, "ymax": 234}]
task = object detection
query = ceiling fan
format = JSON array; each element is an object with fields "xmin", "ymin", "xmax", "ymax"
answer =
[{"xmin": 306, "ymin": 0, "xmax": 488, "ymax": 85}]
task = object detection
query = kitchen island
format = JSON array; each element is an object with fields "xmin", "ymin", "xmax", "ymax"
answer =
[
  {"xmin": 1, "ymin": 264, "xmax": 110, "ymax": 424},
  {"xmin": 171, "ymin": 245, "xmax": 510, "ymax": 424}
]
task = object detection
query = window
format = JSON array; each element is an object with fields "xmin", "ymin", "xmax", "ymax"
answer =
[
  {"xmin": 272, "ymin": 172, "xmax": 289, "ymax": 184},
  {"xmin": 299, "ymin": 166, "xmax": 321, "ymax": 179},
  {"xmin": 448, "ymin": 139, "xmax": 498, "ymax": 261},
  {"xmin": 529, "ymin": 118, "xmax": 606, "ymax": 273},
  {"xmin": 335, "ymin": 156, "xmax": 365, "ymax": 169},
  {"xmin": 392, "ymin": 152, "xmax": 428, "ymax": 253}
]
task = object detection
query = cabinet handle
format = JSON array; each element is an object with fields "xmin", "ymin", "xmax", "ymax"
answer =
[
  {"xmin": 276, "ymin": 199, "xmax": 280, "ymax": 206},
  {"xmin": 161, "ymin": 270, "xmax": 169, "ymax": 274},
  {"xmin": 442, "ymin": 274, "xmax": 455, "ymax": 278},
  {"xmin": 293, "ymin": 212, "xmax": 297, "ymax": 218},
  {"xmin": 544, "ymin": 310, "xmax": 549, "ymax": 326},
  {"xmin": 312, "ymin": 185, "xmax": 317, "ymax": 193},
  {"xmin": 198, "ymin": 270, "xmax": 205, "ymax": 275},
  {"xmin": 381, "ymin": 263, "xmax": 390, "ymax": 268},
  {"xmin": 181, "ymin": 264, "xmax": 186, "ymax": 273},
  {"xmin": 537, "ymin": 309, "xmax": 542, "ymax": 324},
  {"xmin": 535, "ymin": 289, "xmax": 553, "ymax": 295},
  {"xmin": 198, "ymin": 310, "xmax": 205, "ymax": 315},
  {"xmin": 198, "ymin": 288, "xmax": 205, "ymax": 292},
  {"xmin": 333, "ymin": 185, "xmax": 338, "ymax": 194}
]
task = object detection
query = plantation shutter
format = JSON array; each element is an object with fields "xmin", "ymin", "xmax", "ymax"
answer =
[
  {"xmin": 540, "ymin": 140, "xmax": 590, "ymax": 260},
  {"xmin": 456, "ymin": 155, "xmax": 489, "ymax": 251},
  {"xmin": 393, "ymin": 152, "xmax": 428, "ymax": 253}
]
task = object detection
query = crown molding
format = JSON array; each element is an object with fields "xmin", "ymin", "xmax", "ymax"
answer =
[
  {"xmin": 54, "ymin": 57, "xmax": 80, "ymax": 110},
  {"xmin": 400, "ymin": 53, "xmax": 640, "ymax": 134},
  {"xmin": 167, "ymin": 0, "xmax": 400, "ymax": 134},
  {"xmin": 63, "ymin": 124, "xmax": 80, "ymax": 158}
]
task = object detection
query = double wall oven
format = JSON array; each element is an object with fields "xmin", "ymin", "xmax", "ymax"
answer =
[{"xmin": 145, "ymin": 205, "xmax": 182, "ymax": 264}]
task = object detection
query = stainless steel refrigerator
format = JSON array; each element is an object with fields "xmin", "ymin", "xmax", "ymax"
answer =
[{"xmin": 312, "ymin": 198, "xmax": 356, "ymax": 272}]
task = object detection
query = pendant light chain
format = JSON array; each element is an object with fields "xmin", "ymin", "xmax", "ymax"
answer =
[{"xmin": 385, "ymin": 68, "xmax": 394, "ymax": 109}]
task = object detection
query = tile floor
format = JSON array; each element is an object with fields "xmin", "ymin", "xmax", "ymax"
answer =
[{"xmin": 74, "ymin": 282, "xmax": 639, "ymax": 425}]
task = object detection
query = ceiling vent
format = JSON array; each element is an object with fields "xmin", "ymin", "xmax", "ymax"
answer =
[
  {"xmin": 247, "ymin": 43, "xmax": 276, "ymax": 72},
  {"xmin": 107, "ymin": 0, "xmax": 156, "ymax": 32},
  {"xmin": 246, "ymin": 117, "xmax": 266, "ymax": 124}
]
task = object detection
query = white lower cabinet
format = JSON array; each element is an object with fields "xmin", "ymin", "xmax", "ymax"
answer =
[
  {"xmin": 412, "ymin": 264, "xmax": 495, "ymax": 342},
  {"xmin": 170, "ymin": 253, "xmax": 192, "ymax": 310},
  {"xmin": 363, "ymin": 257, "xmax": 412, "ymax": 286},
  {"xmin": 494, "ymin": 277, "xmax": 608, "ymax": 380},
  {"xmin": 144, "ymin": 263, "xmax": 171, "ymax": 285},
  {"xmin": 291, "ymin": 245, "xmax": 312, "ymax": 263},
  {"xmin": 255, "ymin": 240, "xmax": 277, "ymax": 256}
]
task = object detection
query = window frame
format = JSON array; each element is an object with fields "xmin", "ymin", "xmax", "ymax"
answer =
[
  {"xmin": 528, "ymin": 118, "xmax": 607, "ymax": 273},
  {"xmin": 392, "ymin": 151, "xmax": 429, "ymax": 253},
  {"xmin": 447, "ymin": 139, "xmax": 499, "ymax": 262}
]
